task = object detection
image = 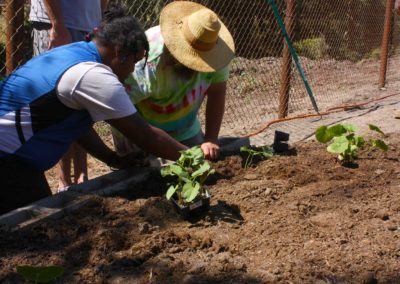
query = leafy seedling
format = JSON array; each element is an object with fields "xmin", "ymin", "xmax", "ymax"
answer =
[
  {"xmin": 16, "ymin": 265, "xmax": 64, "ymax": 283},
  {"xmin": 240, "ymin": 146, "xmax": 273, "ymax": 169},
  {"xmin": 160, "ymin": 146, "xmax": 215, "ymax": 205},
  {"xmin": 315, "ymin": 123, "xmax": 388, "ymax": 164}
]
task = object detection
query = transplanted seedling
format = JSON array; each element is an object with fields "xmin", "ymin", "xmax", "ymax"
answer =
[
  {"xmin": 160, "ymin": 146, "xmax": 215, "ymax": 205},
  {"xmin": 240, "ymin": 146, "xmax": 273, "ymax": 169},
  {"xmin": 315, "ymin": 123, "xmax": 388, "ymax": 164}
]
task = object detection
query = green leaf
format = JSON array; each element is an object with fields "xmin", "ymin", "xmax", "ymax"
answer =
[
  {"xmin": 368, "ymin": 124, "xmax": 385, "ymax": 136},
  {"xmin": 328, "ymin": 124, "xmax": 348, "ymax": 136},
  {"xmin": 260, "ymin": 147, "xmax": 273, "ymax": 158},
  {"xmin": 17, "ymin": 265, "xmax": 64, "ymax": 283},
  {"xmin": 327, "ymin": 136, "xmax": 349, "ymax": 154},
  {"xmin": 354, "ymin": 136, "xmax": 365, "ymax": 147},
  {"xmin": 349, "ymin": 144, "xmax": 358, "ymax": 153},
  {"xmin": 185, "ymin": 182, "xmax": 201, "ymax": 203},
  {"xmin": 342, "ymin": 123, "xmax": 357, "ymax": 132},
  {"xmin": 160, "ymin": 164, "xmax": 182, "ymax": 177},
  {"xmin": 179, "ymin": 174, "xmax": 191, "ymax": 184},
  {"xmin": 190, "ymin": 146, "xmax": 205, "ymax": 166},
  {"xmin": 178, "ymin": 146, "xmax": 204, "ymax": 166},
  {"xmin": 191, "ymin": 162, "xmax": 211, "ymax": 178},
  {"xmin": 371, "ymin": 139, "xmax": 388, "ymax": 151},
  {"xmin": 166, "ymin": 185, "xmax": 178, "ymax": 200},
  {"xmin": 240, "ymin": 146, "xmax": 258, "ymax": 155},
  {"xmin": 240, "ymin": 146, "xmax": 252, "ymax": 153},
  {"xmin": 315, "ymin": 125, "xmax": 332, "ymax": 143},
  {"xmin": 182, "ymin": 182, "xmax": 194, "ymax": 199}
]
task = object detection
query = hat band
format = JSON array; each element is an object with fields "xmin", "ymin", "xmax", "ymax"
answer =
[{"xmin": 182, "ymin": 20, "xmax": 217, "ymax": 52}]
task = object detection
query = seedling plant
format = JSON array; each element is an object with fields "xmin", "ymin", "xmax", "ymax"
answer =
[
  {"xmin": 240, "ymin": 146, "xmax": 273, "ymax": 169},
  {"xmin": 160, "ymin": 146, "xmax": 215, "ymax": 205},
  {"xmin": 315, "ymin": 123, "xmax": 388, "ymax": 164}
]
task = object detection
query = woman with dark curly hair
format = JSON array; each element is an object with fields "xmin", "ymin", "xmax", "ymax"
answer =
[{"xmin": 0, "ymin": 5, "xmax": 187, "ymax": 214}]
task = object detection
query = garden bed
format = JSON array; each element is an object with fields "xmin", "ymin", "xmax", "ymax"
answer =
[{"xmin": 1, "ymin": 133, "xmax": 400, "ymax": 283}]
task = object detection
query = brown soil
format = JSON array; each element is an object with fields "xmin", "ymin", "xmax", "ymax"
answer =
[{"xmin": 1, "ymin": 133, "xmax": 400, "ymax": 283}]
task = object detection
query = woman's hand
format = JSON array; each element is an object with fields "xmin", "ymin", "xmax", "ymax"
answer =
[{"xmin": 201, "ymin": 141, "xmax": 220, "ymax": 161}]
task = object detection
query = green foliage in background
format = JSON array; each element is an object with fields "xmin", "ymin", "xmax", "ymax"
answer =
[
  {"xmin": 368, "ymin": 48, "xmax": 381, "ymax": 60},
  {"xmin": 293, "ymin": 37, "xmax": 327, "ymax": 60}
]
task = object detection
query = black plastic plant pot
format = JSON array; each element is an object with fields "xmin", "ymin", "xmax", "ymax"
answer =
[
  {"xmin": 273, "ymin": 131, "xmax": 290, "ymax": 153},
  {"xmin": 273, "ymin": 142, "xmax": 289, "ymax": 153},
  {"xmin": 274, "ymin": 130, "xmax": 290, "ymax": 142},
  {"xmin": 170, "ymin": 188, "xmax": 211, "ymax": 221}
]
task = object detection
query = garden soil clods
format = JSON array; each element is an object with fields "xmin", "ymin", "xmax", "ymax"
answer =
[{"xmin": 1, "ymin": 134, "xmax": 400, "ymax": 283}]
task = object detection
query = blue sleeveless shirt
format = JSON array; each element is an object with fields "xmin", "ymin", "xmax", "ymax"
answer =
[{"xmin": 0, "ymin": 41, "xmax": 102, "ymax": 171}]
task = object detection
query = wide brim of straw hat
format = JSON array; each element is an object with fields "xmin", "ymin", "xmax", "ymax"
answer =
[{"xmin": 160, "ymin": 1, "xmax": 235, "ymax": 73}]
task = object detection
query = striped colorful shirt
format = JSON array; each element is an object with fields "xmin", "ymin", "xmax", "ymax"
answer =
[{"xmin": 125, "ymin": 26, "xmax": 230, "ymax": 141}]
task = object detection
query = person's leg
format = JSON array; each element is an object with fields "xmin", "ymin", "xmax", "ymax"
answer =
[
  {"xmin": 31, "ymin": 22, "xmax": 51, "ymax": 56},
  {"xmin": 55, "ymin": 30, "xmax": 90, "ymax": 188},
  {"xmin": 71, "ymin": 143, "xmax": 88, "ymax": 184},
  {"xmin": 0, "ymin": 157, "xmax": 52, "ymax": 215},
  {"xmin": 58, "ymin": 149, "xmax": 73, "ymax": 189}
]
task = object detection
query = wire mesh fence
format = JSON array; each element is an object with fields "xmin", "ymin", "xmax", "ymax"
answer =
[{"xmin": 2, "ymin": 0, "xmax": 400, "ymax": 140}]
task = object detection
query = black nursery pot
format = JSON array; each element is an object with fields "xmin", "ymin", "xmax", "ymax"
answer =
[
  {"xmin": 273, "ymin": 130, "xmax": 290, "ymax": 153},
  {"xmin": 274, "ymin": 130, "xmax": 290, "ymax": 142},
  {"xmin": 170, "ymin": 188, "xmax": 211, "ymax": 221}
]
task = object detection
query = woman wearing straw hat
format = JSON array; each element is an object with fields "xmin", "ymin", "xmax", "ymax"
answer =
[{"xmin": 112, "ymin": 1, "xmax": 235, "ymax": 161}]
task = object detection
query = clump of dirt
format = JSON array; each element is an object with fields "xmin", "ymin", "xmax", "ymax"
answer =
[{"xmin": 1, "ymin": 133, "xmax": 400, "ymax": 283}]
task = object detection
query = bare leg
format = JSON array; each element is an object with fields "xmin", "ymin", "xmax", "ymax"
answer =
[
  {"xmin": 72, "ymin": 143, "xmax": 88, "ymax": 184},
  {"xmin": 58, "ymin": 148, "xmax": 73, "ymax": 189}
]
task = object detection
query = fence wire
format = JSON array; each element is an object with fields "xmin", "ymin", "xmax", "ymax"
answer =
[{"xmin": 2, "ymin": 0, "xmax": 400, "ymax": 140}]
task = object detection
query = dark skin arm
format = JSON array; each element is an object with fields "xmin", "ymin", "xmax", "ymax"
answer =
[
  {"xmin": 78, "ymin": 114, "xmax": 187, "ymax": 169},
  {"xmin": 101, "ymin": 0, "xmax": 108, "ymax": 14},
  {"xmin": 107, "ymin": 113, "xmax": 187, "ymax": 161},
  {"xmin": 77, "ymin": 127, "xmax": 114, "ymax": 165},
  {"xmin": 43, "ymin": 0, "xmax": 72, "ymax": 48}
]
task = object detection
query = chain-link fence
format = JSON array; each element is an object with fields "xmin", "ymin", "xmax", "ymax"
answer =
[{"xmin": 2, "ymin": 0, "xmax": 400, "ymax": 139}]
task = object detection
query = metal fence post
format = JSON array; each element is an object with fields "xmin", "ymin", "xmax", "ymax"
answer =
[
  {"xmin": 5, "ymin": 0, "xmax": 25, "ymax": 75},
  {"xmin": 379, "ymin": 0, "xmax": 394, "ymax": 88},
  {"xmin": 278, "ymin": 0, "xmax": 295, "ymax": 118}
]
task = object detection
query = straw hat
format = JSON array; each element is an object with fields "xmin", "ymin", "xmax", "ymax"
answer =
[{"xmin": 160, "ymin": 1, "xmax": 235, "ymax": 73}]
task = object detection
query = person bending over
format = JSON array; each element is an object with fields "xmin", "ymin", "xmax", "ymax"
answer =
[
  {"xmin": 0, "ymin": 5, "xmax": 187, "ymax": 214},
  {"xmin": 112, "ymin": 1, "xmax": 235, "ymax": 162}
]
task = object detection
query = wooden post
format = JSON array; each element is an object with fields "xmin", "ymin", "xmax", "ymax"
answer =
[
  {"xmin": 278, "ymin": 0, "xmax": 295, "ymax": 118},
  {"xmin": 379, "ymin": 0, "xmax": 394, "ymax": 88},
  {"xmin": 5, "ymin": 0, "xmax": 25, "ymax": 75}
]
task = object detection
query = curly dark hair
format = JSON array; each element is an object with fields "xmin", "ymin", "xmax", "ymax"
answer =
[{"xmin": 87, "ymin": 3, "xmax": 149, "ymax": 63}]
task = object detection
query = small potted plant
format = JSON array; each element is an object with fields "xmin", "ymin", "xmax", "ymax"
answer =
[{"xmin": 160, "ymin": 146, "xmax": 215, "ymax": 220}]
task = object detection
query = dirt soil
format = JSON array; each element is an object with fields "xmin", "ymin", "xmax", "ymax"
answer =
[{"xmin": 1, "ymin": 131, "xmax": 400, "ymax": 283}]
